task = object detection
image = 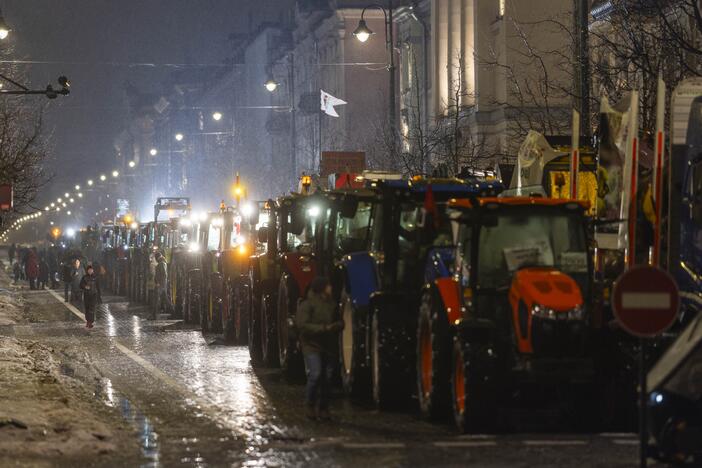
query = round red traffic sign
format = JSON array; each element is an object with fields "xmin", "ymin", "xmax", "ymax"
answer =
[{"xmin": 612, "ymin": 265, "xmax": 679, "ymax": 337}]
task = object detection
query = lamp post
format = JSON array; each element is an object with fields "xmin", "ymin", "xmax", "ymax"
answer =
[
  {"xmin": 354, "ymin": 1, "xmax": 396, "ymax": 135},
  {"xmin": 0, "ymin": 8, "xmax": 11, "ymax": 40},
  {"xmin": 264, "ymin": 55, "xmax": 298, "ymax": 185}
]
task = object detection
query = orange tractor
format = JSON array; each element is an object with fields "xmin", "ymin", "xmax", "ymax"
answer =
[{"xmin": 418, "ymin": 196, "xmax": 603, "ymax": 432}]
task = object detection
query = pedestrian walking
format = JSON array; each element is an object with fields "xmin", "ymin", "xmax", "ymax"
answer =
[
  {"xmin": 70, "ymin": 258, "xmax": 85, "ymax": 303},
  {"xmin": 61, "ymin": 260, "xmax": 72, "ymax": 301},
  {"xmin": 12, "ymin": 260, "xmax": 21, "ymax": 284},
  {"xmin": 153, "ymin": 252, "xmax": 172, "ymax": 319},
  {"xmin": 38, "ymin": 256, "xmax": 49, "ymax": 290},
  {"xmin": 8, "ymin": 242, "xmax": 16, "ymax": 264},
  {"xmin": 48, "ymin": 247, "xmax": 59, "ymax": 289},
  {"xmin": 79, "ymin": 264, "xmax": 102, "ymax": 328},
  {"xmin": 25, "ymin": 249, "xmax": 39, "ymax": 290},
  {"xmin": 296, "ymin": 276, "xmax": 344, "ymax": 421}
]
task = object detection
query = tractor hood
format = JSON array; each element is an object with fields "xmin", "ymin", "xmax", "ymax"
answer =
[{"xmin": 510, "ymin": 267, "xmax": 583, "ymax": 311}]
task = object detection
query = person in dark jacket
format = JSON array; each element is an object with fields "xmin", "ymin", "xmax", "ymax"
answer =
[
  {"xmin": 38, "ymin": 256, "xmax": 49, "ymax": 290},
  {"xmin": 153, "ymin": 252, "xmax": 172, "ymax": 319},
  {"xmin": 25, "ymin": 249, "xmax": 39, "ymax": 290},
  {"xmin": 70, "ymin": 258, "xmax": 85, "ymax": 303},
  {"xmin": 79, "ymin": 265, "xmax": 102, "ymax": 328},
  {"xmin": 12, "ymin": 261, "xmax": 21, "ymax": 284},
  {"xmin": 296, "ymin": 277, "xmax": 344, "ymax": 420},
  {"xmin": 61, "ymin": 260, "xmax": 73, "ymax": 301}
]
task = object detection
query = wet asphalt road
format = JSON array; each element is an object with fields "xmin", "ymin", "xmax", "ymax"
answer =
[{"xmin": 1, "ymin": 288, "xmax": 650, "ymax": 467}]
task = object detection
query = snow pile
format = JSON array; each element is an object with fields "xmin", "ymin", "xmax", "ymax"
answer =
[
  {"xmin": 0, "ymin": 336, "xmax": 139, "ymax": 464},
  {"xmin": 0, "ymin": 289, "xmax": 24, "ymax": 325}
]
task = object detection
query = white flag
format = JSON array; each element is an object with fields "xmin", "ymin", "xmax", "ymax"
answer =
[{"xmin": 321, "ymin": 90, "xmax": 347, "ymax": 117}]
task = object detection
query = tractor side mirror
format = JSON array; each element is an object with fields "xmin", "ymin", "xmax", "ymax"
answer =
[
  {"xmin": 339, "ymin": 196, "xmax": 358, "ymax": 218},
  {"xmin": 257, "ymin": 227, "xmax": 268, "ymax": 244},
  {"xmin": 289, "ymin": 210, "xmax": 305, "ymax": 235}
]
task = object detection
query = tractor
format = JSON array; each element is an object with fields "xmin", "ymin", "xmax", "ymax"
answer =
[
  {"xmin": 328, "ymin": 177, "xmax": 503, "ymax": 405},
  {"xmin": 419, "ymin": 196, "xmax": 603, "ymax": 432}
]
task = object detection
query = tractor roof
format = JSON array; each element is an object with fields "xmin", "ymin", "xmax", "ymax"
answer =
[{"xmin": 449, "ymin": 197, "xmax": 590, "ymax": 210}]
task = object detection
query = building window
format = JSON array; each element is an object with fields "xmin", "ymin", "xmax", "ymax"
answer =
[{"xmin": 499, "ymin": 0, "xmax": 505, "ymax": 18}]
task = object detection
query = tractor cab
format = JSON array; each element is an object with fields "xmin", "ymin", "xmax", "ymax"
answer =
[{"xmin": 422, "ymin": 196, "xmax": 597, "ymax": 432}]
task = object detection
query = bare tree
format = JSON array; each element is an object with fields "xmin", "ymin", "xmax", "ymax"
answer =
[
  {"xmin": 0, "ymin": 98, "xmax": 51, "ymax": 214},
  {"xmin": 369, "ymin": 52, "xmax": 493, "ymax": 177}
]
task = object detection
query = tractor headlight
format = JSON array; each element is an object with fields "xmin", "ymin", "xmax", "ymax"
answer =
[
  {"xmin": 567, "ymin": 304, "xmax": 585, "ymax": 321},
  {"xmin": 531, "ymin": 304, "xmax": 557, "ymax": 320},
  {"xmin": 532, "ymin": 303, "xmax": 585, "ymax": 321}
]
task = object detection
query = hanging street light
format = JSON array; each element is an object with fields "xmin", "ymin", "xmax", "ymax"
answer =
[
  {"xmin": 264, "ymin": 79, "xmax": 278, "ymax": 92},
  {"xmin": 352, "ymin": 19, "xmax": 373, "ymax": 43},
  {"xmin": 0, "ymin": 9, "xmax": 11, "ymax": 40},
  {"xmin": 212, "ymin": 111, "xmax": 223, "ymax": 121}
]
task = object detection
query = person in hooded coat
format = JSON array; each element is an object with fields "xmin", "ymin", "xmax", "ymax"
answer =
[
  {"xmin": 296, "ymin": 276, "xmax": 344, "ymax": 420},
  {"xmin": 25, "ymin": 249, "xmax": 39, "ymax": 290},
  {"xmin": 79, "ymin": 264, "xmax": 102, "ymax": 328}
]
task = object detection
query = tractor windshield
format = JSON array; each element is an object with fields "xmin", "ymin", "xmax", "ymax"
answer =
[{"xmin": 473, "ymin": 206, "xmax": 588, "ymax": 289}]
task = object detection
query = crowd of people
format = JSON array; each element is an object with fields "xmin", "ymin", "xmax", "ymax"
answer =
[{"xmin": 7, "ymin": 243, "xmax": 102, "ymax": 328}]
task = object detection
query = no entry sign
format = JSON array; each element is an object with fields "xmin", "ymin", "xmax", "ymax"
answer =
[{"xmin": 612, "ymin": 265, "xmax": 679, "ymax": 337}]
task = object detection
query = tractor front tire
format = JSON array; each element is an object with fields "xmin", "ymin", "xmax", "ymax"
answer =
[
  {"xmin": 260, "ymin": 294, "xmax": 280, "ymax": 367},
  {"xmin": 340, "ymin": 289, "xmax": 370, "ymax": 399},
  {"xmin": 417, "ymin": 290, "xmax": 451, "ymax": 420}
]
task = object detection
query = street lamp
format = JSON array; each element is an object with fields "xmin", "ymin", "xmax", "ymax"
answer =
[
  {"xmin": 352, "ymin": 19, "xmax": 374, "ymax": 43},
  {"xmin": 128, "ymin": 160, "xmax": 136, "ymax": 168},
  {"xmin": 354, "ymin": 2, "xmax": 396, "ymax": 136},
  {"xmin": 74, "ymin": 184, "xmax": 80, "ymax": 191},
  {"xmin": 149, "ymin": 148, "xmax": 158, "ymax": 156},
  {"xmin": 0, "ymin": 9, "xmax": 11, "ymax": 40},
  {"xmin": 175, "ymin": 133, "xmax": 184, "ymax": 142},
  {"xmin": 100, "ymin": 174, "xmax": 106, "ymax": 181},
  {"xmin": 212, "ymin": 111, "xmax": 223, "ymax": 121},
  {"xmin": 112, "ymin": 170, "xmax": 119, "ymax": 178},
  {"xmin": 264, "ymin": 79, "xmax": 278, "ymax": 92},
  {"xmin": 87, "ymin": 179, "xmax": 94, "ymax": 186}
]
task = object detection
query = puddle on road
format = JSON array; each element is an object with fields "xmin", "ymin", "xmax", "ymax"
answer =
[{"xmin": 95, "ymin": 378, "xmax": 161, "ymax": 467}]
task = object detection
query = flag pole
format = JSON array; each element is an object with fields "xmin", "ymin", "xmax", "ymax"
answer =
[
  {"xmin": 652, "ymin": 76, "xmax": 665, "ymax": 267},
  {"xmin": 570, "ymin": 109, "xmax": 580, "ymax": 199},
  {"xmin": 625, "ymin": 91, "xmax": 640, "ymax": 269}
]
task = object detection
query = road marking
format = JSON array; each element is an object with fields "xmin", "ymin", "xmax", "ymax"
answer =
[
  {"xmin": 613, "ymin": 440, "xmax": 639, "ymax": 446},
  {"xmin": 523, "ymin": 440, "xmax": 588, "ymax": 446},
  {"xmin": 342, "ymin": 442, "xmax": 406, "ymax": 449},
  {"xmin": 622, "ymin": 292, "xmax": 670, "ymax": 309},
  {"xmin": 457, "ymin": 434, "xmax": 495, "ymax": 440},
  {"xmin": 46, "ymin": 288, "xmax": 217, "ymax": 421},
  {"xmin": 47, "ymin": 288, "xmax": 85, "ymax": 320},
  {"xmin": 434, "ymin": 441, "xmax": 497, "ymax": 448},
  {"xmin": 600, "ymin": 433, "xmax": 637, "ymax": 438}
]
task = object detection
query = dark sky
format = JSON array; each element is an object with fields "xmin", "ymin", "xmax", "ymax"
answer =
[{"xmin": 3, "ymin": 0, "xmax": 281, "ymax": 202}]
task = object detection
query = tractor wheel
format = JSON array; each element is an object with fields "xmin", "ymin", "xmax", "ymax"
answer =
[
  {"xmin": 223, "ymin": 283, "xmax": 236, "ymax": 344},
  {"xmin": 417, "ymin": 289, "xmax": 451, "ymax": 420},
  {"xmin": 277, "ymin": 275, "xmax": 304, "ymax": 379},
  {"xmin": 340, "ymin": 289, "xmax": 370, "ymax": 399},
  {"xmin": 451, "ymin": 339, "xmax": 495, "ymax": 433},
  {"xmin": 234, "ymin": 278, "xmax": 250, "ymax": 345},
  {"xmin": 260, "ymin": 294, "xmax": 279, "ymax": 367},
  {"xmin": 248, "ymin": 291, "xmax": 263, "ymax": 365},
  {"xmin": 370, "ymin": 311, "xmax": 407, "ymax": 410},
  {"xmin": 201, "ymin": 288, "xmax": 211, "ymax": 333}
]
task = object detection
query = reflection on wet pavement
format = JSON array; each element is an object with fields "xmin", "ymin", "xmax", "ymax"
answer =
[
  {"xmin": 95, "ymin": 379, "xmax": 161, "ymax": 467},
  {"xmin": 4, "ymin": 289, "xmax": 644, "ymax": 467}
]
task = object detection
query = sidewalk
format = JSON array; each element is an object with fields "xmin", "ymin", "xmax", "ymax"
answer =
[{"xmin": 0, "ymin": 263, "xmax": 141, "ymax": 466}]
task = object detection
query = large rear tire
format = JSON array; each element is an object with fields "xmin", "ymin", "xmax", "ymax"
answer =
[
  {"xmin": 371, "ymin": 311, "xmax": 409, "ymax": 410},
  {"xmin": 340, "ymin": 289, "xmax": 370, "ymax": 399},
  {"xmin": 234, "ymin": 277, "xmax": 250, "ymax": 345},
  {"xmin": 451, "ymin": 338, "xmax": 495, "ymax": 433},
  {"xmin": 260, "ymin": 294, "xmax": 279, "ymax": 367},
  {"xmin": 223, "ymin": 282, "xmax": 236, "ymax": 344},
  {"xmin": 417, "ymin": 289, "xmax": 451, "ymax": 420},
  {"xmin": 248, "ymin": 289, "xmax": 263, "ymax": 365}
]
